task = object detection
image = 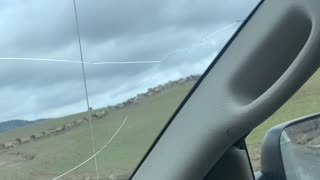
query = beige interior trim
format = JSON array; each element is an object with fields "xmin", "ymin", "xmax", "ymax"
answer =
[{"xmin": 132, "ymin": 0, "xmax": 320, "ymax": 179}]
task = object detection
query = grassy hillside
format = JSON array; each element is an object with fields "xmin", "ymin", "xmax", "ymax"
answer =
[
  {"xmin": 0, "ymin": 81, "xmax": 195, "ymax": 180},
  {"xmin": 0, "ymin": 69, "xmax": 319, "ymax": 179}
]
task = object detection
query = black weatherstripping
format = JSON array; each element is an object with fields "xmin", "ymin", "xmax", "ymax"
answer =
[{"xmin": 129, "ymin": 1, "xmax": 264, "ymax": 179}]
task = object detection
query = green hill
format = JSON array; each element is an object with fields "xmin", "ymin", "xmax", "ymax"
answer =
[
  {"xmin": 0, "ymin": 70, "xmax": 319, "ymax": 179},
  {"xmin": 0, "ymin": 80, "xmax": 196, "ymax": 180}
]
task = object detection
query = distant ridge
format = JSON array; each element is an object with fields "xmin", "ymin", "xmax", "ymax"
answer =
[
  {"xmin": 0, "ymin": 120, "xmax": 34, "ymax": 133},
  {"xmin": 0, "ymin": 75, "xmax": 201, "ymax": 135}
]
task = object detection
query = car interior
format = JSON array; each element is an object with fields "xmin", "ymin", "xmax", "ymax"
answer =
[
  {"xmin": 130, "ymin": 0, "xmax": 320, "ymax": 179},
  {"xmin": 1, "ymin": 0, "xmax": 320, "ymax": 179}
]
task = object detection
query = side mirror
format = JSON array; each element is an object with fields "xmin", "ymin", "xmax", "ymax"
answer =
[{"xmin": 260, "ymin": 113, "xmax": 320, "ymax": 180}]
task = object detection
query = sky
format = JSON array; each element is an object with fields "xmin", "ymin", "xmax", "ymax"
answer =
[{"xmin": 0, "ymin": 0, "xmax": 259, "ymax": 122}]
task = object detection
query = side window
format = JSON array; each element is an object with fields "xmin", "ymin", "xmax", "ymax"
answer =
[{"xmin": 247, "ymin": 69, "xmax": 320, "ymax": 170}]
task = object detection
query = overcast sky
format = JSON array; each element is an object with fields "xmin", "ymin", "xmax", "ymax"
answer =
[{"xmin": 0, "ymin": 0, "xmax": 259, "ymax": 122}]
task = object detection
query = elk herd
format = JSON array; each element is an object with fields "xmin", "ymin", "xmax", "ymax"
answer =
[{"xmin": 0, "ymin": 75, "xmax": 200, "ymax": 151}]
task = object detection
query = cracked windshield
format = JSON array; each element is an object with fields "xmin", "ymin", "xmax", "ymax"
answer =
[{"xmin": 0, "ymin": 1, "xmax": 257, "ymax": 179}]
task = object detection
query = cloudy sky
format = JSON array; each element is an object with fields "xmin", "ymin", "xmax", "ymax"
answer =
[{"xmin": 0, "ymin": 0, "xmax": 259, "ymax": 122}]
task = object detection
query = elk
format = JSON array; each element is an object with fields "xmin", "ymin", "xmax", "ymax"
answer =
[{"xmin": 4, "ymin": 142, "xmax": 14, "ymax": 149}]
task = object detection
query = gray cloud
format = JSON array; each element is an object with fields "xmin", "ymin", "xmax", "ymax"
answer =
[{"xmin": 0, "ymin": 0, "xmax": 259, "ymax": 121}]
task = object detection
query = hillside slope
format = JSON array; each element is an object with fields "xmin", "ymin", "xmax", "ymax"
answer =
[
  {"xmin": 0, "ymin": 69, "xmax": 319, "ymax": 179},
  {"xmin": 0, "ymin": 80, "xmax": 196, "ymax": 180}
]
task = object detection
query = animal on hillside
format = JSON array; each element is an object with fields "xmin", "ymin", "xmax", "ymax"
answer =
[
  {"xmin": 93, "ymin": 111, "xmax": 105, "ymax": 119},
  {"xmin": 65, "ymin": 122, "xmax": 74, "ymax": 129},
  {"xmin": 3, "ymin": 142, "xmax": 14, "ymax": 149},
  {"xmin": 15, "ymin": 137, "xmax": 22, "ymax": 144},
  {"xmin": 21, "ymin": 137, "xmax": 31, "ymax": 143},
  {"xmin": 30, "ymin": 134, "xmax": 37, "ymax": 140},
  {"xmin": 104, "ymin": 109, "xmax": 111, "ymax": 114},
  {"xmin": 48, "ymin": 128, "xmax": 56, "ymax": 134},
  {"xmin": 54, "ymin": 125, "xmax": 65, "ymax": 133},
  {"xmin": 115, "ymin": 103, "xmax": 125, "ymax": 109},
  {"xmin": 75, "ymin": 119, "xmax": 83, "ymax": 125}
]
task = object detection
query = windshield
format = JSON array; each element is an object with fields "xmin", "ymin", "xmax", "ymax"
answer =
[{"xmin": 0, "ymin": 1, "xmax": 258, "ymax": 179}]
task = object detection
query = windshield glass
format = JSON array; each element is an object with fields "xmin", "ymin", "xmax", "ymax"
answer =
[{"xmin": 0, "ymin": 1, "xmax": 258, "ymax": 179}]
